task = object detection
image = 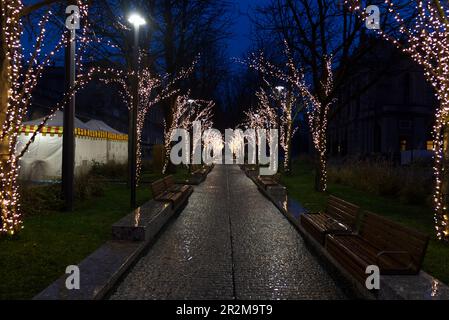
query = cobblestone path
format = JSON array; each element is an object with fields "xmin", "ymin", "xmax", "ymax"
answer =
[{"xmin": 110, "ymin": 165, "xmax": 346, "ymax": 300}]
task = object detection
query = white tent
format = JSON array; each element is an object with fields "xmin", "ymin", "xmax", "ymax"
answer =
[
  {"xmin": 85, "ymin": 119, "xmax": 121, "ymax": 133},
  {"xmin": 17, "ymin": 111, "xmax": 128, "ymax": 181},
  {"xmin": 83, "ymin": 119, "xmax": 128, "ymax": 165}
]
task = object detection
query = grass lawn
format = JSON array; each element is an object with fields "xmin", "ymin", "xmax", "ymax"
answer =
[
  {"xmin": 140, "ymin": 167, "xmax": 191, "ymax": 184},
  {"xmin": 281, "ymin": 159, "xmax": 449, "ymax": 285},
  {"xmin": 0, "ymin": 183, "xmax": 153, "ymax": 300}
]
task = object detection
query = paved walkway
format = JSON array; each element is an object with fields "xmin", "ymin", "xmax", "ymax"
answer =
[{"xmin": 110, "ymin": 165, "xmax": 346, "ymax": 300}]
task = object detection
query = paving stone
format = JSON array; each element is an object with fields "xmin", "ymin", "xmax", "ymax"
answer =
[{"xmin": 110, "ymin": 165, "xmax": 346, "ymax": 300}]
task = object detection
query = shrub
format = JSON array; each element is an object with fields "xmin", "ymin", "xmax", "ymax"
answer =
[
  {"xmin": 19, "ymin": 166, "xmax": 106, "ymax": 216},
  {"xmin": 91, "ymin": 160, "xmax": 127, "ymax": 179},
  {"xmin": 74, "ymin": 171, "xmax": 105, "ymax": 200},
  {"xmin": 328, "ymin": 159, "xmax": 432, "ymax": 206},
  {"xmin": 20, "ymin": 183, "xmax": 64, "ymax": 216}
]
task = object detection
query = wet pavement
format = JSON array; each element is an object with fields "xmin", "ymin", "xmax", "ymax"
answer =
[{"xmin": 110, "ymin": 165, "xmax": 346, "ymax": 300}]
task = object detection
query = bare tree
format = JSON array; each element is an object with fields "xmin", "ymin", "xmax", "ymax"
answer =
[
  {"xmin": 0, "ymin": 0, "xmax": 94, "ymax": 236},
  {"xmin": 348, "ymin": 0, "xmax": 449, "ymax": 240},
  {"xmin": 250, "ymin": 0, "xmax": 400, "ymax": 190}
]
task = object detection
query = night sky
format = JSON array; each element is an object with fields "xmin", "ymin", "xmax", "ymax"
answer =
[
  {"xmin": 228, "ymin": 0, "xmax": 262, "ymax": 59},
  {"xmin": 22, "ymin": 0, "xmax": 267, "ymax": 62}
]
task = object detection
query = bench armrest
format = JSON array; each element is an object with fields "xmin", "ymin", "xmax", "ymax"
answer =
[
  {"xmin": 305, "ymin": 211, "xmax": 323, "ymax": 215},
  {"xmin": 376, "ymin": 251, "xmax": 415, "ymax": 271},
  {"xmin": 327, "ymin": 220, "xmax": 349, "ymax": 230}
]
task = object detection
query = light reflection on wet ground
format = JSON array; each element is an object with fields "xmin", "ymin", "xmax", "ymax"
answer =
[{"xmin": 110, "ymin": 165, "xmax": 346, "ymax": 300}]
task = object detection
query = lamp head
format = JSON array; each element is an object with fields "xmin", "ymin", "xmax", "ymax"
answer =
[
  {"xmin": 275, "ymin": 86, "xmax": 285, "ymax": 92},
  {"xmin": 128, "ymin": 13, "xmax": 146, "ymax": 27}
]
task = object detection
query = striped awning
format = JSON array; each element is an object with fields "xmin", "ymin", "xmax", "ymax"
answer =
[{"xmin": 19, "ymin": 125, "xmax": 128, "ymax": 141}]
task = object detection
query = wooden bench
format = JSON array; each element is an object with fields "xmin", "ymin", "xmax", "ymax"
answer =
[
  {"xmin": 163, "ymin": 175, "xmax": 193, "ymax": 197},
  {"xmin": 150, "ymin": 177, "xmax": 191, "ymax": 210},
  {"xmin": 326, "ymin": 211, "xmax": 429, "ymax": 284},
  {"xmin": 243, "ymin": 165, "xmax": 258, "ymax": 178},
  {"xmin": 256, "ymin": 174, "xmax": 281, "ymax": 190},
  {"xmin": 191, "ymin": 165, "xmax": 209, "ymax": 183},
  {"xmin": 244, "ymin": 164, "xmax": 257, "ymax": 172},
  {"xmin": 192, "ymin": 167, "xmax": 207, "ymax": 176},
  {"xmin": 300, "ymin": 196, "xmax": 360, "ymax": 245}
]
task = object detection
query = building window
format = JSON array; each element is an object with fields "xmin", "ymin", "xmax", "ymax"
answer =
[
  {"xmin": 404, "ymin": 73, "xmax": 411, "ymax": 104},
  {"xmin": 399, "ymin": 120, "xmax": 412, "ymax": 129},
  {"xmin": 427, "ymin": 140, "xmax": 434, "ymax": 151},
  {"xmin": 400, "ymin": 139, "xmax": 408, "ymax": 152}
]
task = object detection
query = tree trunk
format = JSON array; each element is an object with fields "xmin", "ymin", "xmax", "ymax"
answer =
[
  {"xmin": 283, "ymin": 132, "xmax": 292, "ymax": 175},
  {"xmin": 315, "ymin": 149, "xmax": 327, "ymax": 193},
  {"xmin": 0, "ymin": 31, "xmax": 22, "ymax": 235},
  {"xmin": 440, "ymin": 123, "xmax": 449, "ymax": 240},
  {"xmin": 284, "ymin": 148, "xmax": 291, "ymax": 175}
]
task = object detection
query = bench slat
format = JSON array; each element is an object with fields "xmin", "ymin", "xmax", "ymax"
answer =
[{"xmin": 326, "ymin": 211, "xmax": 429, "ymax": 283}]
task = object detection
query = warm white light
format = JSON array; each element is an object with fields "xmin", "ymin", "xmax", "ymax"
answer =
[
  {"xmin": 275, "ymin": 86, "xmax": 285, "ymax": 92},
  {"xmin": 128, "ymin": 13, "xmax": 146, "ymax": 27},
  {"xmin": 188, "ymin": 99, "xmax": 195, "ymax": 104}
]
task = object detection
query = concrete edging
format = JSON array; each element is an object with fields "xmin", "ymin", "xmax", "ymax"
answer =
[
  {"xmin": 33, "ymin": 198, "xmax": 185, "ymax": 300},
  {"xmin": 248, "ymin": 171, "xmax": 449, "ymax": 300}
]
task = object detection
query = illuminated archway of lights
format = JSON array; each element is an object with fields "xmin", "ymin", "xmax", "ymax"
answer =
[
  {"xmin": 345, "ymin": 0, "xmax": 449, "ymax": 240},
  {"xmin": 241, "ymin": 42, "xmax": 334, "ymax": 191},
  {"xmin": 162, "ymin": 93, "xmax": 214, "ymax": 174},
  {"xmin": 202, "ymin": 129, "xmax": 224, "ymax": 164}
]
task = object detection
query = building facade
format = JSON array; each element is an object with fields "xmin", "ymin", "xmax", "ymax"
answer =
[{"xmin": 328, "ymin": 42, "xmax": 437, "ymax": 162}]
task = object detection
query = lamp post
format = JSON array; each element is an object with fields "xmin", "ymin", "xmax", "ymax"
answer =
[
  {"xmin": 187, "ymin": 99, "xmax": 195, "ymax": 173},
  {"xmin": 62, "ymin": 2, "xmax": 78, "ymax": 211},
  {"xmin": 128, "ymin": 13, "xmax": 146, "ymax": 209}
]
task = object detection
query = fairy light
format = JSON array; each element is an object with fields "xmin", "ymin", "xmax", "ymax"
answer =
[
  {"xmin": 202, "ymin": 129, "xmax": 224, "ymax": 163},
  {"xmin": 99, "ymin": 55, "xmax": 198, "ymax": 182},
  {"xmin": 241, "ymin": 83, "xmax": 299, "ymax": 173},
  {"xmin": 242, "ymin": 42, "xmax": 334, "ymax": 190},
  {"xmin": 162, "ymin": 94, "xmax": 214, "ymax": 173},
  {"xmin": 0, "ymin": 0, "xmax": 97, "ymax": 236},
  {"xmin": 346, "ymin": 0, "xmax": 449, "ymax": 240}
]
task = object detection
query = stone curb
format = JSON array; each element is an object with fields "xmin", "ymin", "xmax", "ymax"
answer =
[
  {"xmin": 246, "ymin": 168, "xmax": 449, "ymax": 300},
  {"xmin": 33, "ymin": 199, "xmax": 187, "ymax": 300}
]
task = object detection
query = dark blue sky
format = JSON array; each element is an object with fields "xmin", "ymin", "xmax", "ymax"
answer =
[
  {"xmin": 228, "ymin": 0, "xmax": 260, "ymax": 59},
  {"xmin": 22, "ymin": 0, "xmax": 268, "ymax": 65}
]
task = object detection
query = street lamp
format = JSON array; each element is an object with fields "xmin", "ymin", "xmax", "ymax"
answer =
[
  {"xmin": 275, "ymin": 86, "xmax": 285, "ymax": 93},
  {"xmin": 128, "ymin": 13, "xmax": 146, "ymax": 27},
  {"xmin": 128, "ymin": 12, "xmax": 146, "ymax": 209}
]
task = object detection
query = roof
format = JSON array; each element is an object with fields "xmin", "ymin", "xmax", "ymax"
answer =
[
  {"xmin": 85, "ymin": 119, "xmax": 123, "ymax": 134},
  {"xmin": 24, "ymin": 111, "xmax": 126, "ymax": 135},
  {"xmin": 23, "ymin": 111, "xmax": 90, "ymax": 130}
]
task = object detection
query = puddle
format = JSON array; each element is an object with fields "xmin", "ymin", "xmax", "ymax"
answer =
[{"xmin": 271, "ymin": 195, "xmax": 307, "ymax": 219}]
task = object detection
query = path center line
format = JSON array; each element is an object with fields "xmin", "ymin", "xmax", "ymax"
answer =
[{"xmin": 225, "ymin": 165, "xmax": 237, "ymax": 299}]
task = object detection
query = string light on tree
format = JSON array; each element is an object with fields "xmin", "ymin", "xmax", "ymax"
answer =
[
  {"xmin": 162, "ymin": 94, "xmax": 214, "ymax": 174},
  {"xmin": 99, "ymin": 56, "xmax": 197, "ymax": 182},
  {"xmin": 0, "ymin": 0, "xmax": 96, "ymax": 236},
  {"xmin": 345, "ymin": 0, "xmax": 449, "ymax": 241},
  {"xmin": 242, "ymin": 82, "xmax": 299, "ymax": 173},
  {"xmin": 243, "ymin": 42, "xmax": 334, "ymax": 190}
]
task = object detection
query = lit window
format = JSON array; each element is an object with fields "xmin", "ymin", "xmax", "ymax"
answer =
[
  {"xmin": 400, "ymin": 140, "xmax": 407, "ymax": 152},
  {"xmin": 427, "ymin": 140, "xmax": 434, "ymax": 151}
]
